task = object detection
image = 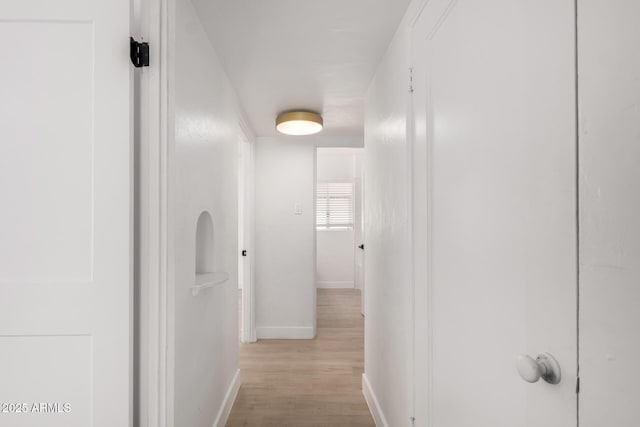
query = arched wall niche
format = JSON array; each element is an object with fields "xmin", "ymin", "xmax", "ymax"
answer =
[
  {"xmin": 195, "ymin": 210, "xmax": 215, "ymax": 275},
  {"xmin": 192, "ymin": 210, "xmax": 229, "ymax": 296}
]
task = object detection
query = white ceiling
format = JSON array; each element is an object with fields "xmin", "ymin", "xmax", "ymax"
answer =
[{"xmin": 190, "ymin": 0, "xmax": 412, "ymax": 137}]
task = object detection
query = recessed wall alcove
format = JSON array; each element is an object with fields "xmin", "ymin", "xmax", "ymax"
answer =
[{"xmin": 192, "ymin": 210, "xmax": 228, "ymax": 296}]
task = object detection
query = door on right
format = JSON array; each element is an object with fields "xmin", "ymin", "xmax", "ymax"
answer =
[{"xmin": 412, "ymin": 0, "xmax": 578, "ymax": 425}]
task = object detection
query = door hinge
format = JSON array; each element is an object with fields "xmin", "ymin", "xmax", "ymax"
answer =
[
  {"xmin": 409, "ymin": 67, "xmax": 414, "ymax": 93},
  {"xmin": 130, "ymin": 37, "xmax": 149, "ymax": 68},
  {"xmin": 576, "ymin": 375, "xmax": 580, "ymax": 394},
  {"xmin": 241, "ymin": 250, "xmax": 247, "ymax": 257}
]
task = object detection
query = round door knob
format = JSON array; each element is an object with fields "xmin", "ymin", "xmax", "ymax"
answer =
[{"xmin": 516, "ymin": 353, "xmax": 561, "ymax": 385}]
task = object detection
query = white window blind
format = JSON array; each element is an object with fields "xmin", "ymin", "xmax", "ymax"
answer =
[{"xmin": 316, "ymin": 182, "xmax": 353, "ymax": 229}]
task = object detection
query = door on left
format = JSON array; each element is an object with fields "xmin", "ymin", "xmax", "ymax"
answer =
[{"xmin": 0, "ymin": 1, "xmax": 132, "ymax": 426}]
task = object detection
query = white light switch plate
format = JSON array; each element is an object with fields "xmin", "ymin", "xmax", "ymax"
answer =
[{"xmin": 294, "ymin": 203, "xmax": 302, "ymax": 215}]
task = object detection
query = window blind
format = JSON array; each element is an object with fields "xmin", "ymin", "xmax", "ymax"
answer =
[{"xmin": 316, "ymin": 182, "xmax": 353, "ymax": 229}]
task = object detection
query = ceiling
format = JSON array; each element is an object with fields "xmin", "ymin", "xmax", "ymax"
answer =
[{"xmin": 190, "ymin": 0, "xmax": 412, "ymax": 137}]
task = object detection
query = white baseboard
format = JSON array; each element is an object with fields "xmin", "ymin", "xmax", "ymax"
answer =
[
  {"xmin": 362, "ymin": 374, "xmax": 390, "ymax": 427},
  {"xmin": 316, "ymin": 281, "xmax": 355, "ymax": 289},
  {"xmin": 213, "ymin": 369, "xmax": 240, "ymax": 427},
  {"xmin": 256, "ymin": 326, "xmax": 315, "ymax": 339}
]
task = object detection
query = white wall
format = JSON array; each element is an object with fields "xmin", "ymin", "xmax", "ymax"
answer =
[
  {"xmin": 362, "ymin": 14, "xmax": 413, "ymax": 427},
  {"xmin": 316, "ymin": 148, "xmax": 361, "ymax": 288},
  {"xmin": 173, "ymin": 0, "xmax": 243, "ymax": 425},
  {"xmin": 317, "ymin": 149, "xmax": 357, "ymax": 182},
  {"xmin": 254, "ymin": 137, "xmax": 317, "ymax": 339},
  {"xmin": 579, "ymin": 1, "xmax": 640, "ymax": 424},
  {"xmin": 316, "ymin": 230, "xmax": 354, "ymax": 287},
  {"xmin": 254, "ymin": 137, "xmax": 362, "ymax": 339}
]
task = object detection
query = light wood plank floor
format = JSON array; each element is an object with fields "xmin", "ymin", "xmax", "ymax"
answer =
[{"xmin": 227, "ymin": 289, "xmax": 374, "ymax": 427}]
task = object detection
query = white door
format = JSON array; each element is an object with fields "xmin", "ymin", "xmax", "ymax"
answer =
[
  {"xmin": 0, "ymin": 1, "xmax": 132, "ymax": 427},
  {"xmin": 412, "ymin": 0, "xmax": 577, "ymax": 425},
  {"xmin": 579, "ymin": 1, "xmax": 640, "ymax": 425}
]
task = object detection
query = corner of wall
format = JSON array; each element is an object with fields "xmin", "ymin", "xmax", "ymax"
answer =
[
  {"xmin": 212, "ymin": 369, "xmax": 241, "ymax": 427},
  {"xmin": 362, "ymin": 374, "xmax": 390, "ymax": 427}
]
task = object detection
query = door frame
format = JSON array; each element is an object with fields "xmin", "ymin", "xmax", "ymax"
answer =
[
  {"xmin": 238, "ymin": 120, "xmax": 257, "ymax": 343},
  {"xmin": 410, "ymin": 0, "xmax": 432, "ymax": 423},
  {"xmin": 353, "ymin": 152, "xmax": 365, "ymax": 315},
  {"xmin": 135, "ymin": 0, "xmax": 175, "ymax": 425},
  {"xmin": 136, "ymin": 1, "xmax": 258, "ymax": 423},
  {"xmin": 405, "ymin": 2, "xmax": 430, "ymax": 426},
  {"xmin": 409, "ymin": 6, "xmax": 431, "ymax": 423}
]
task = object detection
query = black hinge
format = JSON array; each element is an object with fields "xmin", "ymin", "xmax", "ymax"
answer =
[
  {"xmin": 576, "ymin": 376, "xmax": 580, "ymax": 394},
  {"xmin": 241, "ymin": 250, "xmax": 247, "ymax": 257},
  {"xmin": 130, "ymin": 37, "xmax": 149, "ymax": 68}
]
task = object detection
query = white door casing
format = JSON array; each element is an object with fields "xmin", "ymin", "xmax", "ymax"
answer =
[
  {"xmin": 412, "ymin": 0, "xmax": 578, "ymax": 425},
  {"xmin": 354, "ymin": 167, "xmax": 365, "ymax": 315},
  {"xmin": 238, "ymin": 136, "xmax": 245, "ymax": 293},
  {"xmin": 239, "ymin": 131, "xmax": 256, "ymax": 343},
  {"xmin": 0, "ymin": 1, "xmax": 132, "ymax": 426}
]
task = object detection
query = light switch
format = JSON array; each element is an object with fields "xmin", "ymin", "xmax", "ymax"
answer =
[{"xmin": 294, "ymin": 203, "xmax": 302, "ymax": 215}]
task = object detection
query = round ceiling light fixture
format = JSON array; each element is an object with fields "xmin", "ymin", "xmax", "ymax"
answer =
[{"xmin": 275, "ymin": 111, "xmax": 323, "ymax": 136}]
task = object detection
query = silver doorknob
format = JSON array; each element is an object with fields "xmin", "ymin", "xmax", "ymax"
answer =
[{"xmin": 516, "ymin": 353, "xmax": 561, "ymax": 385}]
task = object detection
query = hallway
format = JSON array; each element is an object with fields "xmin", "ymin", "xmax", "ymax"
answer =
[
  {"xmin": 227, "ymin": 289, "xmax": 373, "ymax": 426},
  {"xmin": 2, "ymin": 0, "xmax": 639, "ymax": 425}
]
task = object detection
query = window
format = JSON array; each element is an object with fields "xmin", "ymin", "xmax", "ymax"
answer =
[{"xmin": 316, "ymin": 182, "xmax": 353, "ymax": 229}]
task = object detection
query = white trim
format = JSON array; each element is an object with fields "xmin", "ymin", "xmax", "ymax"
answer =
[
  {"xmin": 362, "ymin": 374, "xmax": 390, "ymax": 427},
  {"xmin": 163, "ymin": 2, "xmax": 176, "ymax": 425},
  {"xmin": 239, "ymin": 133, "xmax": 257, "ymax": 343},
  {"xmin": 212, "ymin": 369, "xmax": 241, "ymax": 427},
  {"xmin": 256, "ymin": 326, "xmax": 316, "ymax": 339},
  {"xmin": 136, "ymin": 0, "xmax": 174, "ymax": 425},
  {"xmin": 410, "ymin": 2, "xmax": 454, "ymax": 426},
  {"xmin": 313, "ymin": 148, "xmax": 318, "ymax": 339},
  {"xmin": 316, "ymin": 281, "xmax": 355, "ymax": 289}
]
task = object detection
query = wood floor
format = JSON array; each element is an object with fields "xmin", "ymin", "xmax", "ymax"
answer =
[{"xmin": 227, "ymin": 289, "xmax": 374, "ymax": 427}]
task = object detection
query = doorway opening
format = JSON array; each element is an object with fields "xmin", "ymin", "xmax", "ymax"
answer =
[{"xmin": 315, "ymin": 147, "xmax": 365, "ymax": 315}]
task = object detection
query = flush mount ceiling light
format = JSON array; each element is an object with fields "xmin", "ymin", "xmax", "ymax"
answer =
[{"xmin": 275, "ymin": 111, "xmax": 323, "ymax": 136}]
